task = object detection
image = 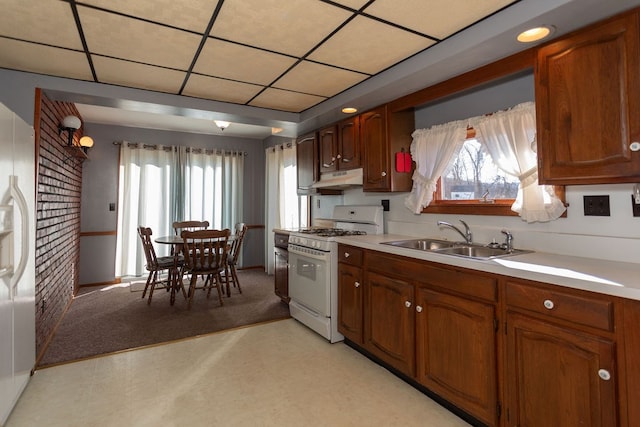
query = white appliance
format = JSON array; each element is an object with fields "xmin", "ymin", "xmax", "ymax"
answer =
[
  {"xmin": 288, "ymin": 205, "xmax": 383, "ymax": 343},
  {"xmin": 0, "ymin": 103, "xmax": 35, "ymax": 425}
]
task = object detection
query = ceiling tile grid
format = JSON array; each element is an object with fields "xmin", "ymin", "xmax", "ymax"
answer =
[{"xmin": 0, "ymin": 0, "xmax": 519, "ymax": 113}]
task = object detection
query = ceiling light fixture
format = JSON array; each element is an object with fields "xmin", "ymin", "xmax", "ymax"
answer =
[
  {"xmin": 214, "ymin": 120, "xmax": 231, "ymax": 131},
  {"xmin": 341, "ymin": 107, "xmax": 358, "ymax": 114},
  {"xmin": 58, "ymin": 115, "xmax": 82, "ymax": 146},
  {"xmin": 517, "ymin": 25, "xmax": 554, "ymax": 43}
]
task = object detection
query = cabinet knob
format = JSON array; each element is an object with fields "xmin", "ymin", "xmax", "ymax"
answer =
[
  {"xmin": 630, "ymin": 141, "xmax": 640, "ymax": 152},
  {"xmin": 344, "ymin": 252, "xmax": 350, "ymax": 258},
  {"xmin": 354, "ymin": 281, "xmax": 360, "ymax": 288},
  {"xmin": 598, "ymin": 369, "xmax": 611, "ymax": 381},
  {"xmin": 543, "ymin": 299, "xmax": 554, "ymax": 310},
  {"xmin": 405, "ymin": 300, "xmax": 412, "ymax": 308},
  {"xmin": 381, "ymin": 171, "xmax": 387, "ymax": 177},
  {"xmin": 336, "ymin": 154, "xmax": 342, "ymax": 159},
  {"xmin": 416, "ymin": 305, "xmax": 423, "ymax": 313}
]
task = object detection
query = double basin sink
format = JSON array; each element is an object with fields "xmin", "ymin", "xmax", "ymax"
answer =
[{"xmin": 381, "ymin": 238, "xmax": 532, "ymax": 260}]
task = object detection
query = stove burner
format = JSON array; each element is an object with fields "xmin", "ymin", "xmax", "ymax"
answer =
[{"xmin": 298, "ymin": 228, "xmax": 367, "ymax": 237}]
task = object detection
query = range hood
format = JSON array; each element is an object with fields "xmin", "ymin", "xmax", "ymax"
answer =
[{"xmin": 311, "ymin": 168, "xmax": 363, "ymax": 189}]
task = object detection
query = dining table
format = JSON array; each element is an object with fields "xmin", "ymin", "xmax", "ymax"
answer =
[{"xmin": 155, "ymin": 234, "xmax": 236, "ymax": 304}]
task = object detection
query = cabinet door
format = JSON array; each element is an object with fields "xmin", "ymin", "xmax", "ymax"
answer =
[
  {"xmin": 338, "ymin": 116, "xmax": 361, "ymax": 170},
  {"xmin": 361, "ymin": 107, "xmax": 390, "ymax": 191},
  {"xmin": 415, "ymin": 288, "xmax": 498, "ymax": 426},
  {"xmin": 319, "ymin": 125, "xmax": 338, "ymax": 173},
  {"xmin": 506, "ymin": 312, "xmax": 617, "ymax": 426},
  {"xmin": 296, "ymin": 133, "xmax": 318, "ymax": 192},
  {"xmin": 536, "ymin": 12, "xmax": 640, "ymax": 184},
  {"xmin": 274, "ymin": 247, "xmax": 289, "ymax": 303},
  {"xmin": 364, "ymin": 271, "xmax": 414, "ymax": 376},
  {"xmin": 337, "ymin": 263, "xmax": 363, "ymax": 344}
]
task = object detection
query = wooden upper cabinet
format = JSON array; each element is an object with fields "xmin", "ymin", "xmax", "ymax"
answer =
[
  {"xmin": 319, "ymin": 117, "xmax": 362, "ymax": 173},
  {"xmin": 361, "ymin": 107, "xmax": 388, "ymax": 191},
  {"xmin": 319, "ymin": 125, "xmax": 338, "ymax": 173},
  {"xmin": 338, "ymin": 116, "xmax": 361, "ymax": 170},
  {"xmin": 362, "ymin": 105, "xmax": 415, "ymax": 192},
  {"xmin": 535, "ymin": 10, "xmax": 640, "ymax": 184},
  {"xmin": 295, "ymin": 132, "xmax": 318, "ymax": 193}
]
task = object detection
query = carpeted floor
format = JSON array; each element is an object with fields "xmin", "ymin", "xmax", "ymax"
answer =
[{"xmin": 38, "ymin": 269, "xmax": 290, "ymax": 367}]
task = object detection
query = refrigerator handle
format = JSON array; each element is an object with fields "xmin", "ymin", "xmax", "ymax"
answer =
[{"xmin": 9, "ymin": 175, "xmax": 29, "ymax": 296}]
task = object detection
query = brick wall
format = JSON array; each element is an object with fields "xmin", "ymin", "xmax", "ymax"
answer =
[{"xmin": 34, "ymin": 91, "xmax": 85, "ymax": 357}]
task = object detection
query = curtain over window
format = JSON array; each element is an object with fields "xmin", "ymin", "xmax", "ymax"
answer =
[
  {"xmin": 470, "ymin": 102, "xmax": 565, "ymax": 222},
  {"xmin": 115, "ymin": 142, "xmax": 244, "ymax": 278},
  {"xmin": 265, "ymin": 142, "xmax": 303, "ymax": 274},
  {"xmin": 404, "ymin": 120, "xmax": 467, "ymax": 213}
]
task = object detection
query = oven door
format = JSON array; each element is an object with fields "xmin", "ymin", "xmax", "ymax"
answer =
[{"xmin": 288, "ymin": 247, "xmax": 330, "ymax": 317}]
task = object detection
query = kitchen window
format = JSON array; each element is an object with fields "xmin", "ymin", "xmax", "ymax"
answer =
[{"xmin": 406, "ymin": 102, "xmax": 566, "ymax": 222}]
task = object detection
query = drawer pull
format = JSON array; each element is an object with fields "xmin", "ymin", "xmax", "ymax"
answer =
[
  {"xmin": 416, "ymin": 305, "xmax": 423, "ymax": 313},
  {"xmin": 543, "ymin": 299, "xmax": 555, "ymax": 310},
  {"xmin": 405, "ymin": 300, "xmax": 412, "ymax": 308},
  {"xmin": 354, "ymin": 281, "xmax": 360, "ymax": 288},
  {"xmin": 344, "ymin": 252, "xmax": 350, "ymax": 258},
  {"xmin": 598, "ymin": 369, "xmax": 611, "ymax": 381}
]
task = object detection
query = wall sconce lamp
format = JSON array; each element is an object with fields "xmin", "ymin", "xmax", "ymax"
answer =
[
  {"xmin": 79, "ymin": 136, "xmax": 94, "ymax": 154},
  {"xmin": 58, "ymin": 115, "xmax": 82, "ymax": 146},
  {"xmin": 214, "ymin": 120, "xmax": 231, "ymax": 131}
]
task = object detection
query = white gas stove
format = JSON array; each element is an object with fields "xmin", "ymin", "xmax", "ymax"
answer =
[{"xmin": 287, "ymin": 205, "xmax": 383, "ymax": 342}]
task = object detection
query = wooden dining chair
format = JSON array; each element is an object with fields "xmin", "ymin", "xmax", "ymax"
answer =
[
  {"xmin": 137, "ymin": 226, "xmax": 185, "ymax": 305},
  {"xmin": 223, "ymin": 222, "xmax": 248, "ymax": 296},
  {"xmin": 172, "ymin": 220, "xmax": 209, "ymax": 236},
  {"xmin": 181, "ymin": 229, "xmax": 231, "ymax": 309}
]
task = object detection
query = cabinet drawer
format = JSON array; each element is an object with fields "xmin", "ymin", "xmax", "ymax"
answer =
[
  {"xmin": 505, "ymin": 281, "xmax": 613, "ymax": 331},
  {"xmin": 338, "ymin": 245, "xmax": 363, "ymax": 266},
  {"xmin": 274, "ymin": 233, "xmax": 289, "ymax": 249},
  {"xmin": 422, "ymin": 265, "xmax": 497, "ymax": 302}
]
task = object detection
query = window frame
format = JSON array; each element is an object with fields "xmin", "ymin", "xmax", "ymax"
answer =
[{"xmin": 420, "ymin": 128, "xmax": 566, "ymax": 216}]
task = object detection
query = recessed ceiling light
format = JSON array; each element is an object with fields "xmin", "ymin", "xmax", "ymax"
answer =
[
  {"xmin": 271, "ymin": 127, "xmax": 283, "ymax": 134},
  {"xmin": 517, "ymin": 26, "xmax": 554, "ymax": 43},
  {"xmin": 341, "ymin": 107, "xmax": 357, "ymax": 114}
]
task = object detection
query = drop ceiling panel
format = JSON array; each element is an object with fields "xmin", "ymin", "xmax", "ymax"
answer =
[
  {"xmin": 78, "ymin": 6, "xmax": 201, "ymax": 70},
  {"xmin": 308, "ymin": 15, "xmax": 435, "ymax": 75},
  {"xmin": 273, "ymin": 61, "xmax": 369, "ymax": 97},
  {"xmin": 0, "ymin": 39, "xmax": 93, "ymax": 81},
  {"xmin": 210, "ymin": 0, "xmax": 352, "ymax": 57},
  {"xmin": 193, "ymin": 39, "xmax": 298, "ymax": 85},
  {"xmin": 364, "ymin": 0, "xmax": 515, "ymax": 39},
  {"xmin": 92, "ymin": 56, "xmax": 186, "ymax": 94},
  {"xmin": 82, "ymin": 0, "xmax": 220, "ymax": 33},
  {"xmin": 331, "ymin": 0, "xmax": 372, "ymax": 10},
  {"xmin": 183, "ymin": 74, "xmax": 264, "ymax": 104},
  {"xmin": 249, "ymin": 88, "xmax": 326, "ymax": 113},
  {"xmin": 0, "ymin": 0, "xmax": 83, "ymax": 49}
]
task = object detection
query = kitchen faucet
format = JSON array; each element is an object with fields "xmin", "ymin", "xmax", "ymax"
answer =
[{"xmin": 437, "ymin": 220, "xmax": 472, "ymax": 244}]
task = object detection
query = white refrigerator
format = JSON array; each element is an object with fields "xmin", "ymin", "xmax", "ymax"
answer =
[{"xmin": 0, "ymin": 102, "xmax": 35, "ymax": 425}]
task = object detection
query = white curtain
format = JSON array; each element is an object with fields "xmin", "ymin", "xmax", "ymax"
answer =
[
  {"xmin": 115, "ymin": 143, "xmax": 244, "ymax": 278},
  {"xmin": 264, "ymin": 142, "xmax": 297, "ymax": 274},
  {"xmin": 404, "ymin": 120, "xmax": 468, "ymax": 214},
  {"xmin": 470, "ymin": 102, "xmax": 566, "ymax": 222}
]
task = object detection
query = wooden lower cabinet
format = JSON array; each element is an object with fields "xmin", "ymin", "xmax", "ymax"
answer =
[
  {"xmin": 415, "ymin": 287, "xmax": 498, "ymax": 426},
  {"xmin": 336, "ymin": 246, "xmax": 630, "ymax": 427},
  {"xmin": 364, "ymin": 270, "xmax": 415, "ymax": 376},
  {"xmin": 505, "ymin": 311, "xmax": 617, "ymax": 426},
  {"xmin": 337, "ymin": 262, "xmax": 363, "ymax": 344}
]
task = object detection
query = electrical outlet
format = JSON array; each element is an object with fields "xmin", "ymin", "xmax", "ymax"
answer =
[
  {"xmin": 381, "ymin": 199, "xmax": 390, "ymax": 211},
  {"xmin": 632, "ymin": 195, "xmax": 640, "ymax": 217},
  {"xmin": 583, "ymin": 195, "xmax": 610, "ymax": 216},
  {"xmin": 109, "ymin": 202, "xmax": 116, "ymax": 211}
]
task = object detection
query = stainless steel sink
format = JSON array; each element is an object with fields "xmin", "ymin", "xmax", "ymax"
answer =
[
  {"xmin": 381, "ymin": 238, "xmax": 532, "ymax": 260},
  {"xmin": 381, "ymin": 238, "xmax": 457, "ymax": 251},
  {"xmin": 434, "ymin": 245, "xmax": 531, "ymax": 260}
]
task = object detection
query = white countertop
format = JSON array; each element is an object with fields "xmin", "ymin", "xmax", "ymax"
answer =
[{"xmin": 334, "ymin": 234, "xmax": 640, "ymax": 301}]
